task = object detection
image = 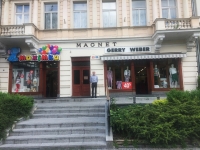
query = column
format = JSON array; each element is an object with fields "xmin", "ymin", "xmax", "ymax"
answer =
[
  {"xmin": 183, "ymin": 0, "xmax": 189, "ymax": 18},
  {"xmin": 152, "ymin": 0, "xmax": 158, "ymax": 21},
  {"xmin": 32, "ymin": 0, "xmax": 38, "ymax": 26},
  {"xmin": 4, "ymin": 0, "xmax": 9, "ymax": 25},
  {"xmin": 63, "ymin": 0, "xmax": 68, "ymax": 28},
  {"xmin": 92, "ymin": 0, "xmax": 97, "ymax": 28},
  {"xmin": 122, "ymin": 0, "xmax": 127, "ymax": 26}
]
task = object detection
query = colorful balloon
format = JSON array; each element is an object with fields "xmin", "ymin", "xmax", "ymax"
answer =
[
  {"xmin": 58, "ymin": 47, "xmax": 62, "ymax": 52},
  {"xmin": 41, "ymin": 50, "xmax": 46, "ymax": 54},
  {"xmin": 42, "ymin": 46, "xmax": 46, "ymax": 50}
]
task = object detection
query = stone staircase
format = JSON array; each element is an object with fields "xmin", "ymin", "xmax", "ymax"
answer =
[{"xmin": 0, "ymin": 98, "xmax": 107, "ymax": 150}]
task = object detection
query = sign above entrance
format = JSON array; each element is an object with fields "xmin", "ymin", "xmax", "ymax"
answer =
[
  {"xmin": 105, "ymin": 47, "xmax": 151, "ymax": 53},
  {"xmin": 19, "ymin": 54, "xmax": 60, "ymax": 61}
]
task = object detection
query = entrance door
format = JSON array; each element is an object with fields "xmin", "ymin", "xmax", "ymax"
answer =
[
  {"xmin": 134, "ymin": 60, "xmax": 150, "ymax": 94},
  {"xmin": 46, "ymin": 70, "xmax": 58, "ymax": 97},
  {"xmin": 72, "ymin": 67, "xmax": 90, "ymax": 96}
]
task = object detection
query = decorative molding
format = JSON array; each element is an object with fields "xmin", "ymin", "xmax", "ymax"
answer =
[
  {"xmin": 25, "ymin": 38, "xmax": 38, "ymax": 55},
  {"xmin": 153, "ymin": 34, "xmax": 165, "ymax": 52},
  {"xmin": 187, "ymin": 32, "xmax": 200, "ymax": 52}
]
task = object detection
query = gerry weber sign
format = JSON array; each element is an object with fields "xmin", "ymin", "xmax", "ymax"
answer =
[{"xmin": 105, "ymin": 47, "xmax": 151, "ymax": 53}]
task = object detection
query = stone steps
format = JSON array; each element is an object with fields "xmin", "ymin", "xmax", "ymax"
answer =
[
  {"xmin": 10, "ymin": 127, "xmax": 105, "ymax": 136},
  {"xmin": 0, "ymin": 98, "xmax": 107, "ymax": 149},
  {"xmin": 34, "ymin": 108, "xmax": 105, "ymax": 114},
  {"xmin": 32, "ymin": 113, "xmax": 105, "ymax": 118},
  {"xmin": 0, "ymin": 142, "xmax": 106, "ymax": 150},
  {"xmin": 5, "ymin": 134, "xmax": 105, "ymax": 144}
]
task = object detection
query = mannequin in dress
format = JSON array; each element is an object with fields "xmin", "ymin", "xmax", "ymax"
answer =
[
  {"xmin": 107, "ymin": 67, "xmax": 113, "ymax": 89},
  {"xmin": 124, "ymin": 66, "xmax": 131, "ymax": 82},
  {"xmin": 169, "ymin": 64, "xmax": 178, "ymax": 88},
  {"xmin": 154, "ymin": 65, "xmax": 160, "ymax": 85}
]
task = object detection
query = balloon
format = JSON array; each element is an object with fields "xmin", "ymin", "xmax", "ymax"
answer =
[
  {"xmin": 50, "ymin": 45, "xmax": 54, "ymax": 50},
  {"xmin": 52, "ymin": 48, "xmax": 57, "ymax": 54},
  {"xmin": 47, "ymin": 44, "xmax": 50, "ymax": 48},
  {"xmin": 58, "ymin": 47, "xmax": 62, "ymax": 52},
  {"xmin": 41, "ymin": 50, "xmax": 46, "ymax": 54},
  {"xmin": 42, "ymin": 46, "xmax": 46, "ymax": 50},
  {"xmin": 48, "ymin": 51, "xmax": 52, "ymax": 54},
  {"xmin": 45, "ymin": 48, "xmax": 50, "ymax": 52},
  {"xmin": 56, "ymin": 51, "xmax": 60, "ymax": 54}
]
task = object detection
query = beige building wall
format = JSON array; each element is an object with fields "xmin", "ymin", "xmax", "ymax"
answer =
[
  {"xmin": 0, "ymin": 58, "xmax": 9, "ymax": 92},
  {"xmin": 182, "ymin": 50, "xmax": 198, "ymax": 91}
]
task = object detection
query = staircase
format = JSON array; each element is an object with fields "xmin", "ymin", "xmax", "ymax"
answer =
[{"xmin": 0, "ymin": 98, "xmax": 107, "ymax": 150}]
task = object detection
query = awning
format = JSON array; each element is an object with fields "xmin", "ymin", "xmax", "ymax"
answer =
[{"xmin": 100, "ymin": 53, "xmax": 186, "ymax": 61}]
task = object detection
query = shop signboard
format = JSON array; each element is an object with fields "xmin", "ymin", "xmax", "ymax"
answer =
[
  {"xmin": 7, "ymin": 44, "xmax": 62, "ymax": 62},
  {"xmin": 122, "ymin": 82, "xmax": 132, "ymax": 90},
  {"xmin": 105, "ymin": 46, "xmax": 151, "ymax": 53}
]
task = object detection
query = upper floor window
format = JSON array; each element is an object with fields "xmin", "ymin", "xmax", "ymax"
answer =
[
  {"xmin": 73, "ymin": 2, "xmax": 87, "ymax": 28},
  {"xmin": 161, "ymin": 0, "xmax": 176, "ymax": 19},
  {"xmin": 191, "ymin": 0, "xmax": 197, "ymax": 16},
  {"xmin": 102, "ymin": 1, "xmax": 116, "ymax": 27},
  {"xmin": 132, "ymin": 0, "xmax": 146, "ymax": 26},
  {"xmin": 15, "ymin": 5, "xmax": 29, "ymax": 25},
  {"xmin": 45, "ymin": 3, "xmax": 57, "ymax": 29}
]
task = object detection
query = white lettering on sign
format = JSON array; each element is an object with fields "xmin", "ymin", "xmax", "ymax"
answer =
[
  {"xmin": 104, "ymin": 47, "xmax": 151, "ymax": 53},
  {"xmin": 123, "ymin": 82, "xmax": 131, "ymax": 88}
]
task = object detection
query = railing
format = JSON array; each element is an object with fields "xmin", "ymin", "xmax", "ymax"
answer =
[
  {"xmin": 0, "ymin": 25, "xmax": 24, "ymax": 35},
  {"xmin": 165, "ymin": 19, "xmax": 191, "ymax": 29},
  {"xmin": 105, "ymin": 80, "xmax": 110, "ymax": 136}
]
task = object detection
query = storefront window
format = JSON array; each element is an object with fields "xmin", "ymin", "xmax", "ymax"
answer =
[
  {"xmin": 106, "ymin": 61, "xmax": 131, "ymax": 89},
  {"xmin": 12, "ymin": 62, "xmax": 39, "ymax": 92},
  {"xmin": 153, "ymin": 59, "xmax": 179, "ymax": 88}
]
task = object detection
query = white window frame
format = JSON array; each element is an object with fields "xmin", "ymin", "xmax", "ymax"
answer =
[
  {"xmin": 102, "ymin": 1, "xmax": 117, "ymax": 27},
  {"xmin": 15, "ymin": 4, "xmax": 30, "ymax": 25},
  {"xmin": 73, "ymin": 2, "xmax": 87, "ymax": 28},
  {"xmin": 132, "ymin": 0, "xmax": 146, "ymax": 26},
  {"xmin": 161, "ymin": 0, "xmax": 177, "ymax": 19},
  {"xmin": 44, "ymin": 3, "xmax": 58, "ymax": 29}
]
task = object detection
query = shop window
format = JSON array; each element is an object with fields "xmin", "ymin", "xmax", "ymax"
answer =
[
  {"xmin": 102, "ymin": 0, "xmax": 116, "ymax": 27},
  {"xmin": 132, "ymin": 0, "xmax": 146, "ymax": 26},
  {"xmin": 161, "ymin": 0, "xmax": 176, "ymax": 19},
  {"xmin": 73, "ymin": 2, "xmax": 87, "ymax": 28},
  {"xmin": 12, "ymin": 62, "xmax": 39, "ymax": 92},
  {"xmin": 106, "ymin": 61, "xmax": 131, "ymax": 89},
  {"xmin": 153, "ymin": 59, "xmax": 179, "ymax": 89},
  {"xmin": 44, "ymin": 3, "xmax": 58, "ymax": 29},
  {"xmin": 15, "ymin": 5, "xmax": 29, "ymax": 25}
]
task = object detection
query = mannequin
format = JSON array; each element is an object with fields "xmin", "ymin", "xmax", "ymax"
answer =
[
  {"xmin": 124, "ymin": 66, "xmax": 131, "ymax": 82},
  {"xmin": 107, "ymin": 67, "xmax": 113, "ymax": 89},
  {"xmin": 15, "ymin": 75, "xmax": 21, "ymax": 92},
  {"xmin": 154, "ymin": 65, "xmax": 160, "ymax": 85},
  {"xmin": 169, "ymin": 64, "xmax": 178, "ymax": 88}
]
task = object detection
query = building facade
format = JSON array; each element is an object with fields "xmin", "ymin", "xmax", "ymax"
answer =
[{"xmin": 0, "ymin": 0, "xmax": 200, "ymax": 98}]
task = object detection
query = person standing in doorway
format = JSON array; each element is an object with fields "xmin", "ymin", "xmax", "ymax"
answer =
[{"xmin": 90, "ymin": 71, "xmax": 98, "ymax": 98}]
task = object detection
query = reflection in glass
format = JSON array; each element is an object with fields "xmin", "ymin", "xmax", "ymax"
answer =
[{"xmin": 74, "ymin": 70, "xmax": 80, "ymax": 84}]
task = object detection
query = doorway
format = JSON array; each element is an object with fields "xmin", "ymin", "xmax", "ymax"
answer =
[
  {"xmin": 46, "ymin": 70, "xmax": 58, "ymax": 97},
  {"xmin": 72, "ymin": 57, "xmax": 90, "ymax": 97},
  {"xmin": 134, "ymin": 60, "xmax": 150, "ymax": 94},
  {"xmin": 43, "ymin": 62, "xmax": 59, "ymax": 97}
]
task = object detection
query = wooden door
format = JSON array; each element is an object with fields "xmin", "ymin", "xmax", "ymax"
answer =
[{"xmin": 72, "ymin": 67, "xmax": 90, "ymax": 96}]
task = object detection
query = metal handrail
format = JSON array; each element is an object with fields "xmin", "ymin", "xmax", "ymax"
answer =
[{"xmin": 105, "ymin": 80, "xmax": 110, "ymax": 136}]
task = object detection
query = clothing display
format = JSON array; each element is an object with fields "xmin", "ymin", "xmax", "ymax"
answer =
[
  {"xmin": 124, "ymin": 69, "xmax": 130, "ymax": 82},
  {"xmin": 107, "ymin": 69, "xmax": 113, "ymax": 88},
  {"xmin": 171, "ymin": 73, "xmax": 178, "ymax": 82},
  {"xmin": 169, "ymin": 64, "xmax": 178, "ymax": 88},
  {"xmin": 154, "ymin": 66, "xmax": 160, "ymax": 85},
  {"xmin": 116, "ymin": 81, "xmax": 122, "ymax": 89}
]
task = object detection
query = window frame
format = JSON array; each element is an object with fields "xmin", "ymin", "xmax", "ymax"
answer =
[
  {"xmin": 73, "ymin": 2, "xmax": 87, "ymax": 28},
  {"xmin": 15, "ymin": 4, "xmax": 30, "ymax": 25},
  {"xmin": 161, "ymin": 0, "xmax": 177, "ymax": 19},
  {"xmin": 102, "ymin": 1, "xmax": 117, "ymax": 27},
  {"xmin": 132, "ymin": 0, "xmax": 147, "ymax": 26},
  {"xmin": 44, "ymin": 3, "xmax": 58, "ymax": 29}
]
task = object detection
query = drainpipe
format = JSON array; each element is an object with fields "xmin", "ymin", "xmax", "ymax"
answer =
[
  {"xmin": 0, "ymin": 0, "xmax": 2, "ymax": 25},
  {"xmin": 196, "ymin": 37, "xmax": 200, "ymax": 75}
]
